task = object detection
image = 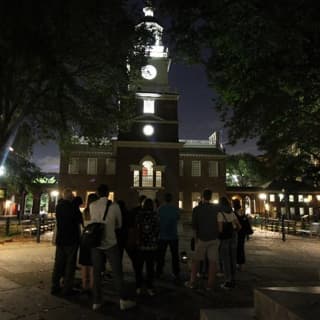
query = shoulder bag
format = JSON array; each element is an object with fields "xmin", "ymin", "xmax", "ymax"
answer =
[{"xmin": 81, "ymin": 201, "xmax": 111, "ymax": 248}]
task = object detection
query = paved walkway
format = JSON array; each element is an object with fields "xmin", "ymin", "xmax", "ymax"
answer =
[{"xmin": 0, "ymin": 227, "xmax": 319, "ymax": 319}]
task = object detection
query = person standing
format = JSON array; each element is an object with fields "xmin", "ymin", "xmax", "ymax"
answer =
[
  {"xmin": 90, "ymin": 184, "xmax": 135, "ymax": 311},
  {"xmin": 135, "ymin": 198, "xmax": 160, "ymax": 296},
  {"xmin": 78, "ymin": 193, "xmax": 98, "ymax": 292},
  {"xmin": 51, "ymin": 189, "xmax": 81, "ymax": 296},
  {"xmin": 156, "ymin": 193, "xmax": 180, "ymax": 281},
  {"xmin": 218, "ymin": 197, "xmax": 241, "ymax": 289},
  {"xmin": 185, "ymin": 189, "xmax": 219, "ymax": 290},
  {"xmin": 233, "ymin": 199, "xmax": 252, "ymax": 271}
]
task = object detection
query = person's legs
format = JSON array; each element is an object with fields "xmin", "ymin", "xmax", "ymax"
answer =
[
  {"xmin": 145, "ymin": 250, "xmax": 156, "ymax": 289},
  {"xmin": 63, "ymin": 245, "xmax": 78, "ymax": 294},
  {"xmin": 230, "ymin": 233, "xmax": 238, "ymax": 283},
  {"xmin": 51, "ymin": 246, "xmax": 66, "ymax": 293},
  {"xmin": 156, "ymin": 240, "xmax": 167, "ymax": 277},
  {"xmin": 105, "ymin": 245, "xmax": 126, "ymax": 299},
  {"xmin": 220, "ymin": 239, "xmax": 232, "ymax": 284},
  {"xmin": 135, "ymin": 249, "xmax": 144, "ymax": 289},
  {"xmin": 206, "ymin": 240, "xmax": 219, "ymax": 288},
  {"xmin": 237, "ymin": 233, "xmax": 246, "ymax": 268},
  {"xmin": 169, "ymin": 239, "xmax": 180, "ymax": 277},
  {"xmin": 92, "ymin": 248, "xmax": 105, "ymax": 304}
]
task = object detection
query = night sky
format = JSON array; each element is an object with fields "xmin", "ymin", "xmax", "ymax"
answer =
[{"xmin": 32, "ymin": 62, "xmax": 258, "ymax": 173}]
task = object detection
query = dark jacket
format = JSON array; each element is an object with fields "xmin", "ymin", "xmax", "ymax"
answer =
[{"xmin": 56, "ymin": 199, "xmax": 81, "ymax": 246}]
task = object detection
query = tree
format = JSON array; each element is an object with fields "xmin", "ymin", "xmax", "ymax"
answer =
[
  {"xmin": 0, "ymin": 0, "xmax": 150, "ymax": 158},
  {"xmin": 226, "ymin": 153, "xmax": 269, "ymax": 187},
  {"xmin": 159, "ymin": 0, "xmax": 320, "ymax": 164},
  {"xmin": 0, "ymin": 151, "xmax": 41, "ymax": 196}
]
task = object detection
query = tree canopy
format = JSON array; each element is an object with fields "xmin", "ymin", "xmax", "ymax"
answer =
[
  {"xmin": 0, "ymin": 0, "xmax": 150, "ymax": 158},
  {"xmin": 226, "ymin": 153, "xmax": 269, "ymax": 187},
  {"xmin": 159, "ymin": 0, "xmax": 320, "ymax": 165}
]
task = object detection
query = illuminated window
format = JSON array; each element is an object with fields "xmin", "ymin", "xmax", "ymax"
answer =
[
  {"xmin": 192, "ymin": 192, "xmax": 201, "ymax": 208},
  {"xmin": 299, "ymin": 207, "xmax": 304, "ymax": 216},
  {"xmin": 290, "ymin": 207, "xmax": 295, "ymax": 215},
  {"xmin": 179, "ymin": 192, "xmax": 183, "ymax": 209},
  {"xmin": 68, "ymin": 158, "xmax": 79, "ymax": 174},
  {"xmin": 309, "ymin": 207, "xmax": 314, "ymax": 215},
  {"xmin": 289, "ymin": 194, "xmax": 294, "ymax": 202},
  {"xmin": 142, "ymin": 161, "xmax": 153, "ymax": 187},
  {"xmin": 269, "ymin": 194, "xmax": 275, "ymax": 202},
  {"xmin": 87, "ymin": 158, "xmax": 97, "ymax": 175},
  {"xmin": 106, "ymin": 158, "xmax": 116, "ymax": 175},
  {"xmin": 212, "ymin": 193, "xmax": 219, "ymax": 204},
  {"xmin": 133, "ymin": 170, "xmax": 140, "ymax": 187},
  {"xmin": 155, "ymin": 171, "xmax": 162, "ymax": 187},
  {"xmin": 208, "ymin": 161, "xmax": 219, "ymax": 177},
  {"xmin": 143, "ymin": 99, "xmax": 155, "ymax": 114},
  {"xmin": 179, "ymin": 160, "xmax": 184, "ymax": 176},
  {"xmin": 280, "ymin": 207, "xmax": 286, "ymax": 215},
  {"xmin": 191, "ymin": 160, "xmax": 201, "ymax": 177}
]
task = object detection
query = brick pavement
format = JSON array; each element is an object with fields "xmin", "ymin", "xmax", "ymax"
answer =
[{"xmin": 0, "ymin": 227, "xmax": 320, "ymax": 319}]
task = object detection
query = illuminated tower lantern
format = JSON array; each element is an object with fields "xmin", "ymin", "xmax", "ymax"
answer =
[{"xmin": 116, "ymin": 2, "xmax": 181, "ymax": 203}]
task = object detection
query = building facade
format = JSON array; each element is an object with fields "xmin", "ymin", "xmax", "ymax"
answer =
[{"xmin": 59, "ymin": 5, "xmax": 226, "ymax": 212}]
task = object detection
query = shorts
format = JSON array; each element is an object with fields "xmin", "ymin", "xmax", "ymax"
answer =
[{"xmin": 193, "ymin": 239, "xmax": 219, "ymax": 261}]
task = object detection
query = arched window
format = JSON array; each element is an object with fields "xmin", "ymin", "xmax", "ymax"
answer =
[
  {"xmin": 142, "ymin": 161, "xmax": 153, "ymax": 187},
  {"xmin": 131, "ymin": 156, "xmax": 164, "ymax": 188}
]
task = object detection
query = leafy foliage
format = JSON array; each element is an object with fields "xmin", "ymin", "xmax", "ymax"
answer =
[
  {"xmin": 226, "ymin": 153, "xmax": 269, "ymax": 187},
  {"xmin": 159, "ymin": 0, "xmax": 320, "ymax": 165},
  {"xmin": 0, "ymin": 0, "xmax": 150, "ymax": 157}
]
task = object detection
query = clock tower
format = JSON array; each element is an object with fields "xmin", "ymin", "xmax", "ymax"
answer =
[{"xmin": 116, "ymin": 2, "xmax": 181, "ymax": 205}]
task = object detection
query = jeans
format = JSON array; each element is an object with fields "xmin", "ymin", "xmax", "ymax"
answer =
[
  {"xmin": 52, "ymin": 244, "xmax": 78, "ymax": 293},
  {"xmin": 156, "ymin": 239, "xmax": 180, "ymax": 277},
  {"xmin": 136, "ymin": 250, "xmax": 156, "ymax": 289},
  {"xmin": 92, "ymin": 244, "xmax": 126, "ymax": 303},
  {"xmin": 219, "ymin": 232, "xmax": 238, "ymax": 282}
]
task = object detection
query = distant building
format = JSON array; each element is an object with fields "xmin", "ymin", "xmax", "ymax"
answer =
[{"xmin": 58, "ymin": 4, "xmax": 226, "ymax": 212}]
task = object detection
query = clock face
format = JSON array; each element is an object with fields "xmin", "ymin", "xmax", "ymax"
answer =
[
  {"xmin": 143, "ymin": 124, "xmax": 154, "ymax": 136},
  {"xmin": 141, "ymin": 65, "xmax": 157, "ymax": 80}
]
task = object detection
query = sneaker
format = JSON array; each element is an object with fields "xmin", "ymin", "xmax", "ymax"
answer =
[
  {"xmin": 136, "ymin": 288, "xmax": 142, "ymax": 295},
  {"xmin": 184, "ymin": 281, "xmax": 195, "ymax": 289},
  {"xmin": 92, "ymin": 303, "xmax": 102, "ymax": 311},
  {"xmin": 147, "ymin": 289, "xmax": 155, "ymax": 297},
  {"xmin": 120, "ymin": 299, "xmax": 136, "ymax": 311}
]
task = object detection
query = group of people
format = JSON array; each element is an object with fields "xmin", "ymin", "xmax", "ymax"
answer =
[
  {"xmin": 51, "ymin": 185, "xmax": 252, "ymax": 311},
  {"xmin": 186, "ymin": 189, "xmax": 253, "ymax": 290},
  {"xmin": 51, "ymin": 185, "xmax": 180, "ymax": 311}
]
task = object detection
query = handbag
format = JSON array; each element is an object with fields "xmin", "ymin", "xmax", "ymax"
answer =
[
  {"xmin": 218, "ymin": 212, "xmax": 234, "ymax": 240},
  {"xmin": 81, "ymin": 201, "xmax": 111, "ymax": 248}
]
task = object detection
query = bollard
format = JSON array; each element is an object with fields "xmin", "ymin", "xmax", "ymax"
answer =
[
  {"xmin": 281, "ymin": 214, "xmax": 286, "ymax": 242},
  {"xmin": 36, "ymin": 217, "xmax": 41, "ymax": 243},
  {"xmin": 5, "ymin": 217, "xmax": 10, "ymax": 236}
]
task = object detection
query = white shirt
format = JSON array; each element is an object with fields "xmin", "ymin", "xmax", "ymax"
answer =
[
  {"xmin": 217, "ymin": 211, "xmax": 238, "ymax": 229},
  {"xmin": 89, "ymin": 197, "xmax": 122, "ymax": 249}
]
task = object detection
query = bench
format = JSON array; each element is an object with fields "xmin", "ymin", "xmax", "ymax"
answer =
[{"xmin": 297, "ymin": 222, "xmax": 320, "ymax": 237}]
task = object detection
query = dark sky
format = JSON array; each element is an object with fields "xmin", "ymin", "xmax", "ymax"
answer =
[{"xmin": 32, "ymin": 62, "xmax": 258, "ymax": 173}]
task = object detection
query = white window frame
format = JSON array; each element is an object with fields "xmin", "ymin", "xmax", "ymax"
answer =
[
  {"xmin": 179, "ymin": 160, "xmax": 184, "ymax": 177},
  {"xmin": 87, "ymin": 158, "xmax": 97, "ymax": 175},
  {"xmin": 191, "ymin": 160, "xmax": 201, "ymax": 177},
  {"xmin": 208, "ymin": 160, "xmax": 219, "ymax": 177},
  {"xmin": 106, "ymin": 158, "xmax": 116, "ymax": 175},
  {"xmin": 143, "ymin": 99, "xmax": 155, "ymax": 114},
  {"xmin": 68, "ymin": 157, "xmax": 79, "ymax": 174}
]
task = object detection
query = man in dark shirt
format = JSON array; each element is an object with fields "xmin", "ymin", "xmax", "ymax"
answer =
[
  {"xmin": 185, "ymin": 189, "xmax": 219, "ymax": 290},
  {"xmin": 51, "ymin": 189, "xmax": 81, "ymax": 296}
]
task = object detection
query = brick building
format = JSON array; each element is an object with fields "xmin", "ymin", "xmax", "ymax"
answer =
[{"xmin": 58, "ymin": 4, "xmax": 226, "ymax": 212}]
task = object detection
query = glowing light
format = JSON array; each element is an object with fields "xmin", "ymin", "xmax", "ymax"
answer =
[
  {"xmin": 50, "ymin": 190, "xmax": 59, "ymax": 198},
  {"xmin": 143, "ymin": 125, "xmax": 154, "ymax": 136},
  {"xmin": 259, "ymin": 193, "xmax": 267, "ymax": 200},
  {"xmin": 0, "ymin": 166, "xmax": 5, "ymax": 176}
]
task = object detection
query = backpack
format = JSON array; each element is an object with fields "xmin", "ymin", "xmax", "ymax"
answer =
[
  {"xmin": 218, "ymin": 212, "xmax": 234, "ymax": 240},
  {"xmin": 81, "ymin": 201, "xmax": 111, "ymax": 248}
]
